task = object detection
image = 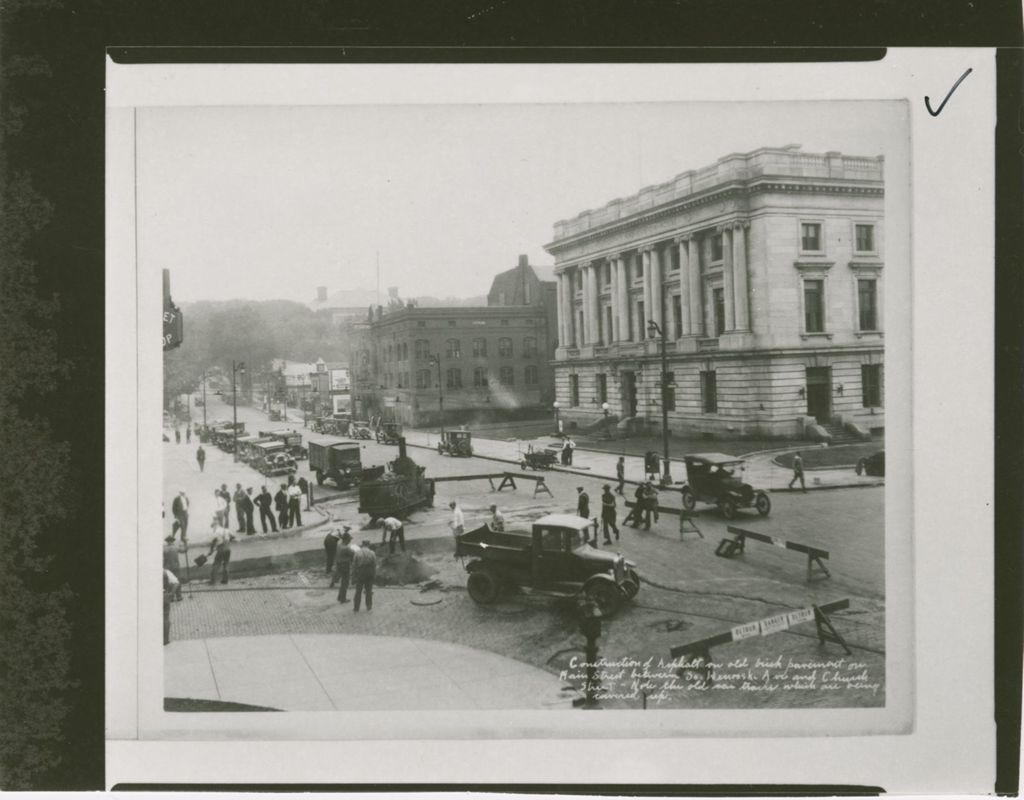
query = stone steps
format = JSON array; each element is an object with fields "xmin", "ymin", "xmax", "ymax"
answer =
[{"xmin": 823, "ymin": 422, "xmax": 861, "ymax": 445}]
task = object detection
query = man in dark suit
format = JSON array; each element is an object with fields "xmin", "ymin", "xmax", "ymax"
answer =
[
  {"xmin": 240, "ymin": 487, "xmax": 257, "ymax": 535},
  {"xmin": 576, "ymin": 486, "xmax": 590, "ymax": 519},
  {"xmin": 254, "ymin": 486, "xmax": 278, "ymax": 533},
  {"xmin": 274, "ymin": 484, "xmax": 289, "ymax": 530},
  {"xmin": 232, "ymin": 484, "xmax": 247, "ymax": 533}
]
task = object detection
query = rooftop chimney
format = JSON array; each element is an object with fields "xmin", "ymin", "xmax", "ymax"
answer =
[
  {"xmin": 316, "ymin": 286, "xmax": 327, "ymax": 302},
  {"xmin": 518, "ymin": 254, "xmax": 528, "ymax": 268}
]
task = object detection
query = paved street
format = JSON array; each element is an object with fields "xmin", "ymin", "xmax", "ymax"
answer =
[{"xmin": 166, "ymin": 395, "xmax": 885, "ymax": 711}]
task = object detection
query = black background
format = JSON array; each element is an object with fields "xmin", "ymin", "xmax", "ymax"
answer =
[{"xmin": 1, "ymin": 0, "xmax": 1021, "ymax": 792}]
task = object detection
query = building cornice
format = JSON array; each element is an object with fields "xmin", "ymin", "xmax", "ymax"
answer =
[{"xmin": 545, "ymin": 178, "xmax": 884, "ymax": 256}]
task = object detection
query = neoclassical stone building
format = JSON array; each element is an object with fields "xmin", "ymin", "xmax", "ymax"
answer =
[{"xmin": 545, "ymin": 145, "xmax": 885, "ymax": 439}]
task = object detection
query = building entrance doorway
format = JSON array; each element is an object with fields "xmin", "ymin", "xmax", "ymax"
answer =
[
  {"xmin": 805, "ymin": 366, "xmax": 832, "ymax": 422},
  {"xmin": 620, "ymin": 371, "xmax": 638, "ymax": 417}
]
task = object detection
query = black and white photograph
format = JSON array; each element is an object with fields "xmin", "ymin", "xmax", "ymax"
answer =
[
  {"xmin": 104, "ymin": 55, "xmax": 997, "ymax": 790},
  {"xmin": 144, "ymin": 99, "xmax": 905, "ymax": 715}
]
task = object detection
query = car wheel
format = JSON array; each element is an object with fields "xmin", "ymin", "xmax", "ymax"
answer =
[
  {"xmin": 755, "ymin": 492, "xmax": 771, "ymax": 516},
  {"xmin": 720, "ymin": 497, "xmax": 738, "ymax": 520},
  {"xmin": 467, "ymin": 568, "xmax": 500, "ymax": 604},
  {"xmin": 681, "ymin": 487, "xmax": 696, "ymax": 511},
  {"xmin": 585, "ymin": 581, "xmax": 622, "ymax": 617},
  {"xmin": 856, "ymin": 458, "xmax": 865, "ymax": 476},
  {"xmin": 315, "ymin": 470, "xmax": 325, "ymax": 486}
]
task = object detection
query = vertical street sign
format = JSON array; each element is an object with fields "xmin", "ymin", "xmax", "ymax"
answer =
[{"xmin": 162, "ymin": 269, "xmax": 183, "ymax": 351}]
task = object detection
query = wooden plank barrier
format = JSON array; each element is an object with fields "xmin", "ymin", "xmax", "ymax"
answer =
[
  {"xmin": 622, "ymin": 500, "xmax": 703, "ymax": 540},
  {"xmin": 718, "ymin": 525, "xmax": 831, "ymax": 581},
  {"xmin": 669, "ymin": 598, "xmax": 852, "ymax": 684},
  {"xmin": 432, "ymin": 472, "xmax": 553, "ymax": 497}
]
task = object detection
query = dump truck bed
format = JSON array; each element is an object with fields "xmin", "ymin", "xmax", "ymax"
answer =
[{"xmin": 456, "ymin": 525, "xmax": 532, "ymax": 568}]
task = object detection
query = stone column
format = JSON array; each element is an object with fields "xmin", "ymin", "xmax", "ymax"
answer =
[
  {"xmin": 732, "ymin": 221, "xmax": 750, "ymax": 330},
  {"xmin": 608, "ymin": 257, "xmax": 619, "ymax": 342},
  {"xmin": 556, "ymin": 272, "xmax": 565, "ymax": 347},
  {"xmin": 567, "ymin": 268, "xmax": 578, "ymax": 345},
  {"xmin": 616, "ymin": 254, "xmax": 629, "ymax": 341},
  {"xmin": 590, "ymin": 262, "xmax": 602, "ymax": 344},
  {"xmin": 641, "ymin": 248, "xmax": 653, "ymax": 338},
  {"xmin": 720, "ymin": 227, "xmax": 735, "ymax": 332},
  {"xmin": 579, "ymin": 264, "xmax": 590, "ymax": 345},
  {"xmin": 650, "ymin": 244, "xmax": 663, "ymax": 334},
  {"xmin": 676, "ymin": 236, "xmax": 691, "ymax": 335},
  {"xmin": 687, "ymin": 236, "xmax": 702, "ymax": 335}
]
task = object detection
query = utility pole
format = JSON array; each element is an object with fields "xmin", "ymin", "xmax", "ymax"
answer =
[
  {"xmin": 430, "ymin": 354, "xmax": 444, "ymax": 438},
  {"xmin": 201, "ymin": 370, "xmax": 207, "ymax": 428},
  {"xmin": 231, "ymin": 360, "xmax": 246, "ymax": 462}
]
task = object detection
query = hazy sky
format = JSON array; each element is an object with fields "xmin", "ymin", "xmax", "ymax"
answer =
[{"xmin": 138, "ymin": 102, "xmax": 896, "ymax": 305}]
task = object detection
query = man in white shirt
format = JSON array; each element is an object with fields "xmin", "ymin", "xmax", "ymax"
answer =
[
  {"xmin": 286, "ymin": 477, "xmax": 303, "ymax": 527},
  {"xmin": 565, "ymin": 437, "xmax": 576, "ymax": 465},
  {"xmin": 381, "ymin": 516, "xmax": 405, "ymax": 555},
  {"xmin": 449, "ymin": 501, "xmax": 465, "ymax": 553},
  {"xmin": 488, "ymin": 504, "xmax": 505, "ymax": 532}
]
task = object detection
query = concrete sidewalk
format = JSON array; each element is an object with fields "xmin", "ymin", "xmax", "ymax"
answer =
[
  {"xmin": 165, "ymin": 633, "xmax": 578, "ymax": 711},
  {"xmin": 403, "ymin": 429, "xmax": 883, "ymax": 492}
]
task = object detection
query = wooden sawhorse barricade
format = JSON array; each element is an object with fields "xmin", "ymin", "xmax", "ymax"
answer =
[
  {"xmin": 669, "ymin": 598, "xmax": 852, "ymax": 685},
  {"xmin": 622, "ymin": 500, "xmax": 704, "ymax": 541},
  {"xmin": 432, "ymin": 471, "xmax": 553, "ymax": 498},
  {"xmin": 716, "ymin": 525, "xmax": 831, "ymax": 581}
]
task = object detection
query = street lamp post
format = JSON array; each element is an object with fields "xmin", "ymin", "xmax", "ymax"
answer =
[
  {"xmin": 430, "ymin": 354, "xmax": 444, "ymax": 438},
  {"xmin": 646, "ymin": 320, "xmax": 672, "ymax": 484},
  {"xmin": 553, "ymin": 401, "xmax": 561, "ymax": 434},
  {"xmin": 231, "ymin": 360, "xmax": 246, "ymax": 462},
  {"xmin": 201, "ymin": 370, "xmax": 207, "ymax": 428}
]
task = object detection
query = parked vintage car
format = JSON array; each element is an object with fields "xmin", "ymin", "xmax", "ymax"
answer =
[
  {"xmin": 211, "ymin": 422, "xmax": 246, "ymax": 452},
  {"xmin": 376, "ymin": 421, "xmax": 403, "ymax": 445},
  {"xmin": 456, "ymin": 513, "xmax": 640, "ymax": 617},
  {"xmin": 438, "ymin": 429, "xmax": 473, "ymax": 457},
  {"xmin": 234, "ymin": 434, "xmax": 274, "ymax": 465},
  {"xmin": 855, "ymin": 450, "xmax": 885, "ymax": 477},
  {"xmin": 309, "ymin": 440, "xmax": 363, "ymax": 489},
  {"xmin": 312, "ymin": 414, "xmax": 350, "ymax": 436},
  {"xmin": 249, "ymin": 440, "xmax": 297, "ymax": 477},
  {"xmin": 258, "ymin": 429, "xmax": 308, "ymax": 460},
  {"xmin": 679, "ymin": 453, "xmax": 771, "ymax": 519}
]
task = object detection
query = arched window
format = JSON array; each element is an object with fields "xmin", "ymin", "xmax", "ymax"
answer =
[{"xmin": 498, "ymin": 337, "xmax": 513, "ymax": 358}]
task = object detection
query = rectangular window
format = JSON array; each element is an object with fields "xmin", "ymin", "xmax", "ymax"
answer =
[
  {"xmin": 604, "ymin": 263, "xmax": 611, "ymax": 286},
  {"xmin": 578, "ymin": 311, "xmax": 584, "ymax": 343},
  {"xmin": 862, "ymin": 364, "xmax": 882, "ymax": 407},
  {"xmin": 637, "ymin": 301, "xmax": 645, "ymax": 339},
  {"xmin": 804, "ymin": 279, "xmax": 825, "ymax": 333},
  {"xmin": 472, "ymin": 337, "xmax": 487, "ymax": 357},
  {"xmin": 446, "ymin": 368, "xmax": 462, "ymax": 389},
  {"xmin": 499, "ymin": 337, "xmax": 513, "ymax": 357},
  {"xmin": 605, "ymin": 307, "xmax": 613, "ymax": 343},
  {"xmin": 523, "ymin": 337, "xmax": 537, "ymax": 357},
  {"xmin": 416, "ymin": 370, "xmax": 427, "ymax": 389},
  {"xmin": 700, "ymin": 371, "xmax": 717, "ymax": 413},
  {"xmin": 417, "ymin": 321, "xmax": 426, "ymax": 327},
  {"xmin": 858, "ymin": 279, "xmax": 878, "ymax": 331},
  {"xmin": 597, "ymin": 373, "xmax": 607, "ymax": 403},
  {"xmin": 569, "ymin": 374, "xmax": 579, "ymax": 406},
  {"xmin": 663, "ymin": 371, "xmax": 676, "ymax": 411},
  {"xmin": 500, "ymin": 319, "xmax": 509, "ymax": 327},
  {"xmin": 855, "ymin": 224, "xmax": 875, "ymax": 253},
  {"xmin": 499, "ymin": 366, "xmax": 514, "ymax": 385},
  {"xmin": 448, "ymin": 320, "xmax": 457, "ymax": 327},
  {"xmin": 473, "ymin": 367, "xmax": 488, "ymax": 387},
  {"xmin": 635, "ymin": 254, "xmax": 644, "ymax": 281},
  {"xmin": 801, "ymin": 222, "xmax": 822, "ymax": 252},
  {"xmin": 669, "ymin": 245, "xmax": 680, "ymax": 272},
  {"xmin": 710, "ymin": 235, "xmax": 723, "ymax": 262},
  {"xmin": 713, "ymin": 287, "xmax": 725, "ymax": 336},
  {"xmin": 672, "ymin": 295, "xmax": 683, "ymax": 339},
  {"xmin": 525, "ymin": 365, "xmax": 538, "ymax": 385},
  {"xmin": 446, "ymin": 339, "xmax": 461, "ymax": 358}
]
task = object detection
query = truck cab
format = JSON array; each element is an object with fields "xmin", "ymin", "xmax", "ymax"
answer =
[{"xmin": 456, "ymin": 513, "xmax": 640, "ymax": 616}]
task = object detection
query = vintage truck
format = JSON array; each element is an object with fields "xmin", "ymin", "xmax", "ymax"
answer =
[
  {"xmin": 309, "ymin": 440, "xmax": 363, "ymax": 489},
  {"xmin": 455, "ymin": 514, "xmax": 640, "ymax": 617}
]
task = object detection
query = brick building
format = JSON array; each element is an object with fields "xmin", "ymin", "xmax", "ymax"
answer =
[
  {"xmin": 545, "ymin": 145, "xmax": 885, "ymax": 439},
  {"xmin": 349, "ymin": 257, "xmax": 557, "ymax": 426}
]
